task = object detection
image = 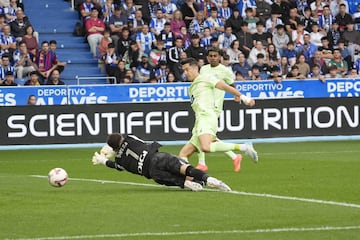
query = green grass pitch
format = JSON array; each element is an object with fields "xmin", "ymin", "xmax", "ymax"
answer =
[{"xmin": 1, "ymin": 141, "xmax": 360, "ymax": 240}]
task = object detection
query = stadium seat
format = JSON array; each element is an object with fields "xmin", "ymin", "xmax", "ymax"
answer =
[{"xmin": 22, "ymin": 0, "xmax": 107, "ymax": 84}]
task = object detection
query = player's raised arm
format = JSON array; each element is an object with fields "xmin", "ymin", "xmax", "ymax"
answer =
[{"xmin": 215, "ymin": 80, "xmax": 255, "ymax": 107}]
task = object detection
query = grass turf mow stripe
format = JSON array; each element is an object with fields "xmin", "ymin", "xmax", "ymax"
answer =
[
  {"xmin": 30, "ymin": 175, "xmax": 360, "ymax": 209},
  {"xmin": 5, "ymin": 225, "xmax": 360, "ymax": 240}
]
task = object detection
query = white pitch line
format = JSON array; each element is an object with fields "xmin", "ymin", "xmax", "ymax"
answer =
[
  {"xmin": 30, "ymin": 175, "xmax": 360, "ymax": 209},
  {"xmin": 5, "ymin": 225, "xmax": 360, "ymax": 240},
  {"xmin": 229, "ymin": 191, "xmax": 360, "ymax": 209}
]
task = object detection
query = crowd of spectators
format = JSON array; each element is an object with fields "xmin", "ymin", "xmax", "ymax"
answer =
[
  {"xmin": 74, "ymin": 0, "xmax": 360, "ymax": 84},
  {"xmin": 3, "ymin": 0, "xmax": 360, "ymax": 86},
  {"xmin": 0, "ymin": 0, "xmax": 67, "ymax": 87}
]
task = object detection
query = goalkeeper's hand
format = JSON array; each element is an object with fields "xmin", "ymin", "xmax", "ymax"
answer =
[
  {"xmin": 100, "ymin": 144, "xmax": 116, "ymax": 159},
  {"xmin": 240, "ymin": 95, "xmax": 255, "ymax": 107},
  {"xmin": 92, "ymin": 152, "xmax": 108, "ymax": 166}
]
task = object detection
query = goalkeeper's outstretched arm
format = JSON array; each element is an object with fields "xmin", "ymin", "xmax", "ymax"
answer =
[
  {"xmin": 105, "ymin": 160, "xmax": 115, "ymax": 168},
  {"xmin": 92, "ymin": 151, "xmax": 124, "ymax": 172},
  {"xmin": 106, "ymin": 160, "xmax": 125, "ymax": 172}
]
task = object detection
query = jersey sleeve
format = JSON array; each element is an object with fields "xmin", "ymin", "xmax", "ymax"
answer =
[
  {"xmin": 207, "ymin": 73, "xmax": 221, "ymax": 87},
  {"xmin": 106, "ymin": 160, "xmax": 125, "ymax": 171},
  {"xmin": 222, "ymin": 66, "xmax": 235, "ymax": 85},
  {"xmin": 199, "ymin": 66, "xmax": 205, "ymax": 74}
]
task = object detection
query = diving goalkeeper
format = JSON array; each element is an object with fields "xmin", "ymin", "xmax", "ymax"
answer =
[{"xmin": 91, "ymin": 133, "xmax": 231, "ymax": 191}]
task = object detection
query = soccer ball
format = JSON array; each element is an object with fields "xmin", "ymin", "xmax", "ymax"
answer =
[{"xmin": 48, "ymin": 168, "xmax": 68, "ymax": 187}]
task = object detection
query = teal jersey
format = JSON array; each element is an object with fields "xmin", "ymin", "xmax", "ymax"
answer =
[
  {"xmin": 189, "ymin": 73, "xmax": 220, "ymax": 116},
  {"xmin": 200, "ymin": 64, "xmax": 235, "ymax": 116}
]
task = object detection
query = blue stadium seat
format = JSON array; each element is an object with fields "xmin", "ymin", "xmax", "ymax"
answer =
[
  {"xmin": 22, "ymin": 0, "xmax": 107, "ymax": 84},
  {"xmin": 348, "ymin": 0, "xmax": 359, "ymax": 14}
]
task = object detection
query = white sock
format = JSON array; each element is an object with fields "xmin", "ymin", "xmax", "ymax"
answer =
[
  {"xmin": 239, "ymin": 144, "xmax": 247, "ymax": 152},
  {"xmin": 197, "ymin": 152, "xmax": 206, "ymax": 165},
  {"xmin": 225, "ymin": 151, "xmax": 237, "ymax": 160}
]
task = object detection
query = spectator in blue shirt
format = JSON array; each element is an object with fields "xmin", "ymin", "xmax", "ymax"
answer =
[
  {"xmin": 283, "ymin": 41, "xmax": 297, "ymax": 67},
  {"xmin": 232, "ymin": 52, "xmax": 252, "ymax": 79},
  {"xmin": 136, "ymin": 24, "xmax": 157, "ymax": 55},
  {"xmin": 301, "ymin": 34, "xmax": 318, "ymax": 61},
  {"xmin": 135, "ymin": 53, "xmax": 153, "ymax": 83},
  {"xmin": 155, "ymin": 60, "xmax": 169, "ymax": 83}
]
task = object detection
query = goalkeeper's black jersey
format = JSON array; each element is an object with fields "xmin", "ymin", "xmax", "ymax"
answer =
[{"xmin": 113, "ymin": 135, "xmax": 161, "ymax": 178}]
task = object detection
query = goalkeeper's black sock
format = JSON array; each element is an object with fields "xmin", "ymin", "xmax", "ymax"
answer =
[{"xmin": 185, "ymin": 166, "xmax": 209, "ymax": 182}]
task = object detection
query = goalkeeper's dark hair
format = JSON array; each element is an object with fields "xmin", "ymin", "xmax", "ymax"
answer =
[
  {"xmin": 180, "ymin": 58, "xmax": 198, "ymax": 67},
  {"xmin": 107, "ymin": 133, "xmax": 124, "ymax": 152}
]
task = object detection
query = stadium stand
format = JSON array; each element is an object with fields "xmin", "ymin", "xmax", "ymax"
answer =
[
  {"xmin": 23, "ymin": 0, "xmax": 107, "ymax": 85},
  {"xmin": 11, "ymin": 0, "xmax": 360, "ymax": 85}
]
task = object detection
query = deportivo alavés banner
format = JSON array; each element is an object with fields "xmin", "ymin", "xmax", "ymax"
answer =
[{"xmin": 0, "ymin": 78, "xmax": 359, "ymax": 106}]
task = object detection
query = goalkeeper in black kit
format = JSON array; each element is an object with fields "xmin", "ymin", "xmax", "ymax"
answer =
[{"xmin": 92, "ymin": 133, "xmax": 231, "ymax": 191}]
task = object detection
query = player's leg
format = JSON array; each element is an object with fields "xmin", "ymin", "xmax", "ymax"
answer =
[
  {"xmin": 215, "ymin": 138, "xmax": 243, "ymax": 172},
  {"xmin": 196, "ymin": 148, "xmax": 240, "ymax": 172},
  {"xmin": 196, "ymin": 117, "xmax": 244, "ymax": 170},
  {"xmin": 197, "ymin": 115, "xmax": 258, "ymax": 162},
  {"xmin": 198, "ymin": 133, "xmax": 215, "ymax": 152},
  {"xmin": 197, "ymin": 115, "xmax": 236, "ymax": 153},
  {"xmin": 150, "ymin": 152, "xmax": 203, "ymax": 191},
  {"xmin": 198, "ymin": 135, "xmax": 258, "ymax": 162},
  {"xmin": 180, "ymin": 164, "xmax": 231, "ymax": 191},
  {"xmin": 209, "ymin": 141, "xmax": 258, "ymax": 162},
  {"xmin": 196, "ymin": 138, "xmax": 241, "ymax": 172},
  {"xmin": 197, "ymin": 133, "xmax": 243, "ymax": 171},
  {"xmin": 183, "ymin": 131, "xmax": 208, "ymax": 171},
  {"xmin": 196, "ymin": 151, "xmax": 208, "ymax": 172},
  {"xmin": 224, "ymin": 150, "xmax": 242, "ymax": 172},
  {"xmin": 178, "ymin": 142, "xmax": 197, "ymax": 163}
]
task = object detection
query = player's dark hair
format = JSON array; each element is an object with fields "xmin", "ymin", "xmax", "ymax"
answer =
[
  {"xmin": 207, "ymin": 47, "xmax": 221, "ymax": 56},
  {"xmin": 180, "ymin": 58, "xmax": 198, "ymax": 67},
  {"xmin": 107, "ymin": 133, "xmax": 124, "ymax": 152}
]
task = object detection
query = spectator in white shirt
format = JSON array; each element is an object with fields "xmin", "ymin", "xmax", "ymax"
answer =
[{"xmin": 310, "ymin": 23, "xmax": 326, "ymax": 47}]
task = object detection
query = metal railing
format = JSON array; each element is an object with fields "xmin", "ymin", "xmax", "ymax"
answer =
[{"xmin": 75, "ymin": 76, "xmax": 116, "ymax": 85}]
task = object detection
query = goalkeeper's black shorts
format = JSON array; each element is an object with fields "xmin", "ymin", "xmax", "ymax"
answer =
[{"xmin": 149, "ymin": 152, "xmax": 188, "ymax": 188}]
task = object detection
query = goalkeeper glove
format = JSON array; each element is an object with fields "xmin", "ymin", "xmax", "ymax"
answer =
[
  {"xmin": 92, "ymin": 152, "xmax": 108, "ymax": 166},
  {"xmin": 100, "ymin": 144, "xmax": 116, "ymax": 159}
]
